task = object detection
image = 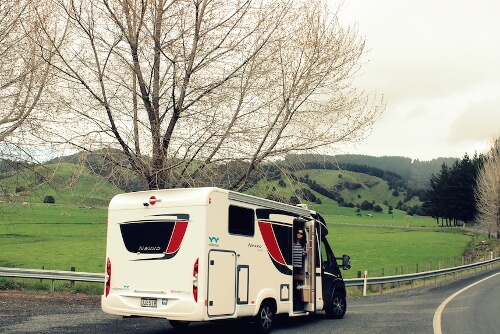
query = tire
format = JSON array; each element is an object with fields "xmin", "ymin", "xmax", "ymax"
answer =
[
  {"xmin": 253, "ymin": 300, "xmax": 274, "ymax": 334},
  {"xmin": 168, "ymin": 320, "xmax": 190, "ymax": 329},
  {"xmin": 325, "ymin": 292, "xmax": 347, "ymax": 319}
]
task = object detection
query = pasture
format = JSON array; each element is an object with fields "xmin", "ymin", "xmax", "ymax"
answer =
[
  {"xmin": 0, "ymin": 203, "xmax": 107, "ymax": 272},
  {"xmin": 0, "ymin": 202, "xmax": 480, "ymax": 281}
]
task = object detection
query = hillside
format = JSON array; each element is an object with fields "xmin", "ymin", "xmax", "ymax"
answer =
[
  {"xmin": 0, "ymin": 162, "xmax": 122, "ymax": 207},
  {"xmin": 0, "ymin": 158, "xmax": 426, "ymax": 215},
  {"xmin": 2, "ymin": 152, "xmax": 454, "ymax": 193},
  {"xmin": 284, "ymin": 154, "xmax": 459, "ymax": 189},
  {"xmin": 246, "ymin": 168, "xmax": 423, "ymax": 217}
]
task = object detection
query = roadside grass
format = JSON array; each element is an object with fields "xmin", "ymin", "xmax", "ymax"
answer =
[{"xmin": 0, "ymin": 277, "xmax": 103, "ymax": 295}]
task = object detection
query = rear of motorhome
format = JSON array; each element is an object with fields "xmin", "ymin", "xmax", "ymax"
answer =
[{"xmin": 101, "ymin": 187, "xmax": 350, "ymax": 333}]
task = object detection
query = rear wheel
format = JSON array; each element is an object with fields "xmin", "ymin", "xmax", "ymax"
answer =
[
  {"xmin": 325, "ymin": 292, "xmax": 346, "ymax": 319},
  {"xmin": 168, "ymin": 320, "xmax": 190, "ymax": 329},
  {"xmin": 253, "ymin": 300, "xmax": 274, "ymax": 334}
]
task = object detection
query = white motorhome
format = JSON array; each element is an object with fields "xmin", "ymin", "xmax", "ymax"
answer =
[{"xmin": 101, "ymin": 187, "xmax": 350, "ymax": 333}]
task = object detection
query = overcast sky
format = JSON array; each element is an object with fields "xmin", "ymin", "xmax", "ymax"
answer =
[{"xmin": 335, "ymin": 0, "xmax": 500, "ymax": 161}]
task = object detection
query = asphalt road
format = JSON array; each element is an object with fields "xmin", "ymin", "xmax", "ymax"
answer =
[
  {"xmin": 439, "ymin": 272, "xmax": 500, "ymax": 334},
  {"xmin": 1, "ymin": 269, "xmax": 498, "ymax": 334}
]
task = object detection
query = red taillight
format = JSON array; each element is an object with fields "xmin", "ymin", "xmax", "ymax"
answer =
[
  {"xmin": 105, "ymin": 258, "xmax": 111, "ymax": 297},
  {"xmin": 193, "ymin": 258, "xmax": 199, "ymax": 302}
]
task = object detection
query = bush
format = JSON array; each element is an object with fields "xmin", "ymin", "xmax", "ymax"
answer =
[
  {"xmin": 43, "ymin": 195, "xmax": 55, "ymax": 204},
  {"xmin": 289, "ymin": 195, "xmax": 300, "ymax": 205},
  {"xmin": 360, "ymin": 200, "xmax": 374, "ymax": 211},
  {"xmin": 297, "ymin": 188, "xmax": 316, "ymax": 202}
]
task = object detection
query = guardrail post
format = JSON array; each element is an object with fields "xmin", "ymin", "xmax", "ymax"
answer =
[
  {"xmin": 50, "ymin": 280, "xmax": 55, "ymax": 292},
  {"xmin": 399, "ymin": 266, "xmax": 403, "ymax": 289},
  {"xmin": 380, "ymin": 268, "xmax": 384, "ymax": 294},
  {"xmin": 71, "ymin": 267, "xmax": 75, "ymax": 286},
  {"xmin": 363, "ymin": 271, "xmax": 368, "ymax": 297}
]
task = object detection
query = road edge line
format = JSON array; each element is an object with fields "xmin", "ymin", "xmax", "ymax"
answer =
[{"xmin": 433, "ymin": 272, "xmax": 500, "ymax": 334}]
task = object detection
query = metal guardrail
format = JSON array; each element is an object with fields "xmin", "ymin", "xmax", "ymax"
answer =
[
  {"xmin": 344, "ymin": 256, "xmax": 500, "ymax": 295},
  {"xmin": 0, "ymin": 267, "xmax": 104, "ymax": 292},
  {"xmin": 0, "ymin": 256, "xmax": 498, "ymax": 294}
]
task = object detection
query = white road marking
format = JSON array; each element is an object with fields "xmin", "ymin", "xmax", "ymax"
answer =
[{"xmin": 433, "ymin": 272, "xmax": 500, "ymax": 334}]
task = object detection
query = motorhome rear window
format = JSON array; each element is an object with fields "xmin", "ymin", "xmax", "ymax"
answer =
[
  {"xmin": 228, "ymin": 205, "xmax": 255, "ymax": 236},
  {"xmin": 120, "ymin": 221, "xmax": 175, "ymax": 254}
]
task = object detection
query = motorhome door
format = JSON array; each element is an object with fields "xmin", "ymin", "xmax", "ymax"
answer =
[
  {"xmin": 303, "ymin": 219, "xmax": 316, "ymax": 312},
  {"xmin": 207, "ymin": 250, "xmax": 237, "ymax": 316}
]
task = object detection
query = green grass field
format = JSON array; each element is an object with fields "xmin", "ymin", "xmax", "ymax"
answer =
[
  {"xmin": 327, "ymin": 224, "xmax": 473, "ymax": 278},
  {"xmin": 0, "ymin": 202, "xmax": 484, "ymax": 281},
  {"xmin": 0, "ymin": 203, "xmax": 108, "ymax": 272}
]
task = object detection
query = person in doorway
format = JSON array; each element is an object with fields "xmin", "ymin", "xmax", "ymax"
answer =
[
  {"xmin": 293, "ymin": 229, "xmax": 308, "ymax": 310},
  {"xmin": 293, "ymin": 229, "xmax": 307, "ymax": 274}
]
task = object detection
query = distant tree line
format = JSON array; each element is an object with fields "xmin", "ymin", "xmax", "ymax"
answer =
[
  {"xmin": 423, "ymin": 153, "xmax": 483, "ymax": 226},
  {"xmin": 284, "ymin": 153, "xmax": 460, "ymax": 189}
]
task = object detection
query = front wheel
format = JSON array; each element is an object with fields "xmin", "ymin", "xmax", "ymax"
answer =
[
  {"xmin": 325, "ymin": 292, "xmax": 346, "ymax": 319},
  {"xmin": 253, "ymin": 300, "xmax": 274, "ymax": 334}
]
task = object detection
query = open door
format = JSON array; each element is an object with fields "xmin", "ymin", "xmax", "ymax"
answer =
[{"xmin": 303, "ymin": 219, "xmax": 316, "ymax": 312}]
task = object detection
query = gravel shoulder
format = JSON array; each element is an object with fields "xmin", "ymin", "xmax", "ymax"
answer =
[{"xmin": 0, "ymin": 290, "xmax": 102, "ymax": 332}]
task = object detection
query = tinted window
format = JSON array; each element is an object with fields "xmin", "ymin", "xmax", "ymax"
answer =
[
  {"xmin": 120, "ymin": 220, "xmax": 175, "ymax": 253},
  {"xmin": 228, "ymin": 205, "xmax": 255, "ymax": 236}
]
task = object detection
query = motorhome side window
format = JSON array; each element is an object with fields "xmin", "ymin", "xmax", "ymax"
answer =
[{"xmin": 228, "ymin": 205, "xmax": 255, "ymax": 236}]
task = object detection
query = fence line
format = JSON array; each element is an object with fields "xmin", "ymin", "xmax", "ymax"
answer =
[
  {"xmin": 345, "ymin": 255, "xmax": 499, "ymax": 295},
  {"xmin": 1, "ymin": 255, "xmax": 499, "ymax": 294}
]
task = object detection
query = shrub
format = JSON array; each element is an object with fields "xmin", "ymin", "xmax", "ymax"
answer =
[
  {"xmin": 43, "ymin": 195, "xmax": 55, "ymax": 204},
  {"xmin": 289, "ymin": 195, "xmax": 300, "ymax": 205}
]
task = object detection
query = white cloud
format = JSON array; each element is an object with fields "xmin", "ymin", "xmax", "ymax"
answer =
[
  {"xmin": 336, "ymin": 0, "xmax": 500, "ymax": 160},
  {"xmin": 448, "ymin": 97, "xmax": 500, "ymax": 143}
]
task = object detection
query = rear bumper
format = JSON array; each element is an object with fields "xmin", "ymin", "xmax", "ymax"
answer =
[{"xmin": 101, "ymin": 294, "xmax": 200, "ymax": 320}]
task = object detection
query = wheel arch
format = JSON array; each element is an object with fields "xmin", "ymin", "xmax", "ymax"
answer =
[{"xmin": 255, "ymin": 297, "xmax": 277, "ymax": 316}]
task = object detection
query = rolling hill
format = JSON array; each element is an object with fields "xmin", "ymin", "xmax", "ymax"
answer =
[
  {"xmin": 0, "ymin": 158, "xmax": 425, "ymax": 216},
  {"xmin": 245, "ymin": 168, "xmax": 423, "ymax": 217},
  {"xmin": 0, "ymin": 162, "xmax": 123, "ymax": 207}
]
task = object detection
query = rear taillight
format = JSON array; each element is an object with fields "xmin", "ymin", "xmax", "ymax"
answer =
[
  {"xmin": 193, "ymin": 258, "xmax": 199, "ymax": 302},
  {"xmin": 105, "ymin": 258, "xmax": 111, "ymax": 297}
]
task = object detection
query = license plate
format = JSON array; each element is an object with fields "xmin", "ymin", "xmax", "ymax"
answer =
[{"xmin": 140, "ymin": 298, "xmax": 157, "ymax": 308}]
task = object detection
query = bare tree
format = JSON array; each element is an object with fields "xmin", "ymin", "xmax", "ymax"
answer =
[
  {"xmin": 475, "ymin": 138, "xmax": 500, "ymax": 239},
  {"xmin": 0, "ymin": 1, "xmax": 56, "ymax": 146},
  {"xmin": 37, "ymin": 0, "xmax": 384, "ymax": 190}
]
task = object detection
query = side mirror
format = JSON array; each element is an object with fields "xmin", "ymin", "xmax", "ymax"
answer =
[{"xmin": 342, "ymin": 254, "xmax": 350, "ymax": 270}]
